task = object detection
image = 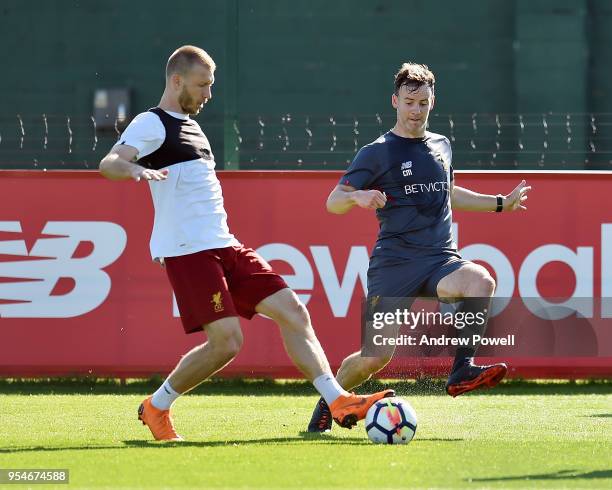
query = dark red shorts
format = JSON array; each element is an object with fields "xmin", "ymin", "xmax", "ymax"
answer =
[{"xmin": 164, "ymin": 245, "xmax": 288, "ymax": 334}]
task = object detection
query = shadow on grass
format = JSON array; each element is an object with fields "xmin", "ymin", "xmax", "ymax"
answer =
[
  {"xmin": 0, "ymin": 434, "xmax": 463, "ymax": 453},
  {"xmin": 466, "ymin": 468, "xmax": 612, "ymax": 482},
  {"xmin": 0, "ymin": 377, "xmax": 610, "ymax": 397},
  {"xmin": 123, "ymin": 437, "xmax": 374, "ymax": 447},
  {"xmin": 297, "ymin": 431, "xmax": 463, "ymax": 442},
  {"xmin": 585, "ymin": 413, "xmax": 612, "ymax": 418},
  {"xmin": 0, "ymin": 437, "xmax": 368, "ymax": 453}
]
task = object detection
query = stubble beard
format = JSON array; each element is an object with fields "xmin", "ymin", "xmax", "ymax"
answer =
[{"xmin": 178, "ymin": 87, "xmax": 200, "ymax": 116}]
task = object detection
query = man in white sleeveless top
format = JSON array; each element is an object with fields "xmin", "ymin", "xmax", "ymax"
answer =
[{"xmin": 100, "ymin": 45, "xmax": 393, "ymax": 441}]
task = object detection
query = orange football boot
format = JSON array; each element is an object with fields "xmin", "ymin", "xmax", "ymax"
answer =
[
  {"xmin": 330, "ymin": 389, "xmax": 395, "ymax": 428},
  {"xmin": 137, "ymin": 396, "xmax": 183, "ymax": 441}
]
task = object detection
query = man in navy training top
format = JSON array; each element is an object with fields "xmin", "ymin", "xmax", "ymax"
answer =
[{"xmin": 308, "ymin": 62, "xmax": 531, "ymax": 432}]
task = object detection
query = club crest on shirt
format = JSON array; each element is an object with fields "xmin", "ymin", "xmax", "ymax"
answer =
[
  {"xmin": 211, "ymin": 291, "xmax": 224, "ymax": 312},
  {"xmin": 401, "ymin": 161, "xmax": 413, "ymax": 176}
]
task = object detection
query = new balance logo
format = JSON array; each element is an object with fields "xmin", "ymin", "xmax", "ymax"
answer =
[
  {"xmin": 401, "ymin": 161, "xmax": 413, "ymax": 176},
  {"xmin": 0, "ymin": 221, "xmax": 127, "ymax": 318}
]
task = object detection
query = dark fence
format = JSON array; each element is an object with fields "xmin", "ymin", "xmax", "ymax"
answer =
[{"xmin": 1, "ymin": 113, "xmax": 611, "ymax": 170}]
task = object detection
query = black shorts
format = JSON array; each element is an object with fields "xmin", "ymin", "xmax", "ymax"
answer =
[{"xmin": 367, "ymin": 251, "xmax": 470, "ymax": 300}]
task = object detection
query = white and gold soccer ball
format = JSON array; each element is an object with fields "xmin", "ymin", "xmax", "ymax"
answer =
[{"xmin": 365, "ymin": 397, "xmax": 417, "ymax": 444}]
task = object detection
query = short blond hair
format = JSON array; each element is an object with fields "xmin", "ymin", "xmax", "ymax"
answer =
[
  {"xmin": 394, "ymin": 62, "xmax": 435, "ymax": 95},
  {"xmin": 166, "ymin": 45, "xmax": 216, "ymax": 79}
]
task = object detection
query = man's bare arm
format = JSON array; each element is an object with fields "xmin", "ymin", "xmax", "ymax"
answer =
[
  {"xmin": 99, "ymin": 145, "xmax": 168, "ymax": 181},
  {"xmin": 451, "ymin": 180, "xmax": 531, "ymax": 212},
  {"xmin": 326, "ymin": 184, "xmax": 387, "ymax": 214}
]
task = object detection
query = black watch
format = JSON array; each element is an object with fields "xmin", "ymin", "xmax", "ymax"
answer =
[{"xmin": 495, "ymin": 195, "xmax": 503, "ymax": 212}]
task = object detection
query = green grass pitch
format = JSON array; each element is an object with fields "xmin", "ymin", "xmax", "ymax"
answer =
[{"xmin": 0, "ymin": 379, "xmax": 610, "ymax": 489}]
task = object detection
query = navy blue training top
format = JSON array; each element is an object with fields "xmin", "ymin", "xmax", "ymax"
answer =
[{"xmin": 340, "ymin": 130, "xmax": 455, "ymax": 258}]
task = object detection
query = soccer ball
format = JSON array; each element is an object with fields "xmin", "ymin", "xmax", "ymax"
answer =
[{"xmin": 365, "ymin": 397, "xmax": 417, "ymax": 444}]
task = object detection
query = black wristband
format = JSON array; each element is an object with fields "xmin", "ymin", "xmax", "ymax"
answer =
[{"xmin": 495, "ymin": 195, "xmax": 503, "ymax": 212}]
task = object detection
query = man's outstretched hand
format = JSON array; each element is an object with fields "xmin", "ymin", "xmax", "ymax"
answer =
[
  {"xmin": 132, "ymin": 167, "xmax": 169, "ymax": 182},
  {"xmin": 504, "ymin": 180, "xmax": 531, "ymax": 211}
]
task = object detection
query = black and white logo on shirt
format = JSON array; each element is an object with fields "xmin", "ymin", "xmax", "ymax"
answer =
[{"xmin": 401, "ymin": 161, "xmax": 413, "ymax": 176}]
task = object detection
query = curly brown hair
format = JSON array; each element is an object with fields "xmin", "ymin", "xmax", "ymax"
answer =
[{"xmin": 394, "ymin": 63, "xmax": 435, "ymax": 95}]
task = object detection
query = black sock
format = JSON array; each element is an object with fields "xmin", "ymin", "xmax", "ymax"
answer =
[{"xmin": 452, "ymin": 296, "xmax": 492, "ymax": 371}]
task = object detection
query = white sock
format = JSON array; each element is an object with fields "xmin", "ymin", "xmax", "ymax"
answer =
[
  {"xmin": 151, "ymin": 380, "xmax": 180, "ymax": 410},
  {"xmin": 313, "ymin": 373, "xmax": 349, "ymax": 405}
]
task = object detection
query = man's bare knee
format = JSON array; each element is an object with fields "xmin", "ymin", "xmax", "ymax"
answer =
[
  {"xmin": 206, "ymin": 320, "xmax": 244, "ymax": 359},
  {"xmin": 481, "ymin": 272, "xmax": 496, "ymax": 296},
  {"xmin": 468, "ymin": 267, "xmax": 496, "ymax": 297},
  {"xmin": 215, "ymin": 330, "xmax": 243, "ymax": 359}
]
